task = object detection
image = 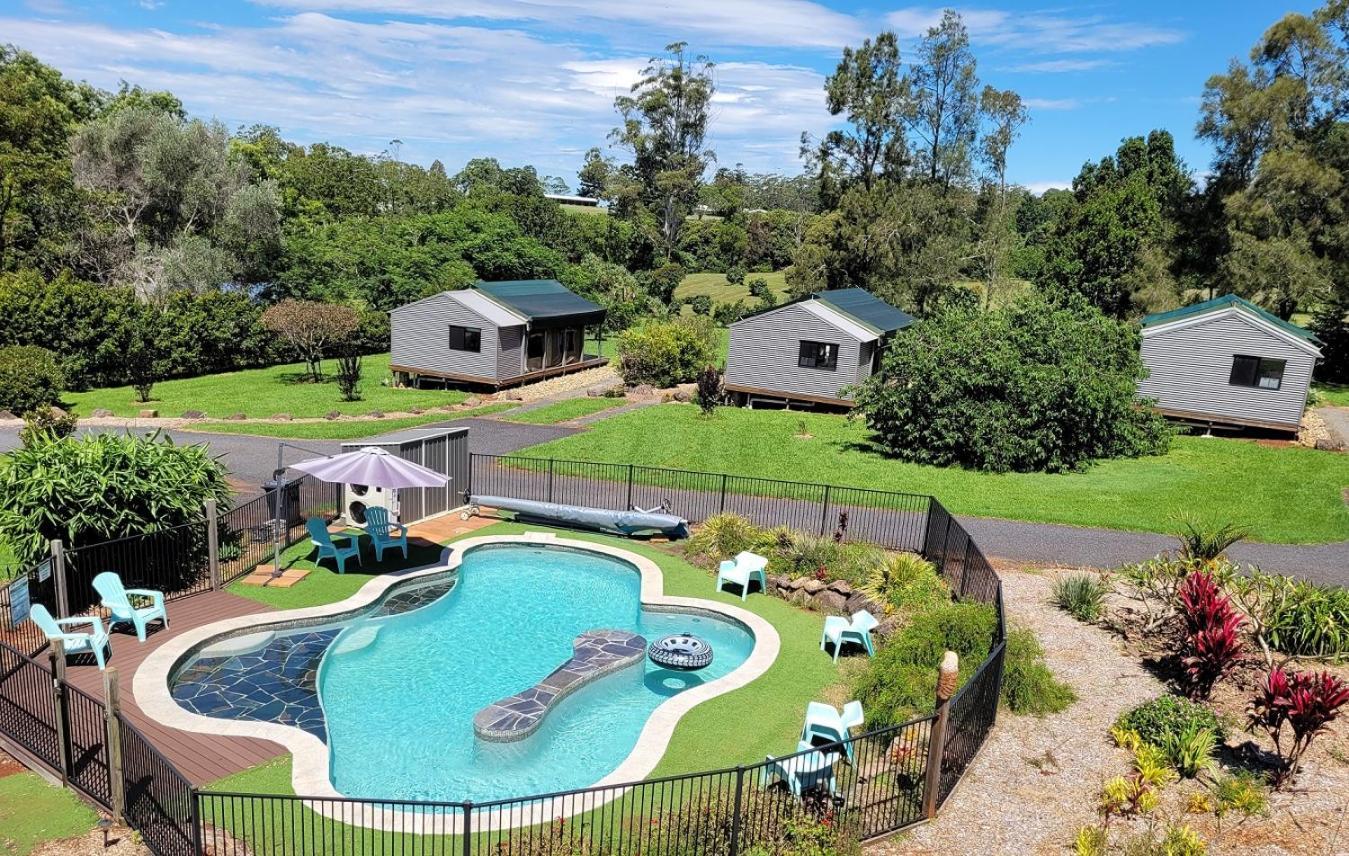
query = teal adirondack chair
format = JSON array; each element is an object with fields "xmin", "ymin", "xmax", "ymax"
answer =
[
  {"xmin": 31, "ymin": 604, "xmax": 109, "ymax": 669},
  {"xmin": 364, "ymin": 507, "xmax": 409, "ymax": 562},
  {"xmin": 307, "ymin": 517, "xmax": 362, "ymax": 573},
  {"xmin": 93, "ymin": 572, "xmax": 168, "ymax": 642}
]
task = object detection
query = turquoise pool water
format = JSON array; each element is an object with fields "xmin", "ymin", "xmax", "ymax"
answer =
[{"xmin": 318, "ymin": 544, "xmax": 755, "ymax": 802}]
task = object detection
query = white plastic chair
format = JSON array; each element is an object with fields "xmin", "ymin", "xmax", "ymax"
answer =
[
  {"xmin": 820, "ymin": 610, "xmax": 879, "ymax": 661},
  {"xmin": 715, "ymin": 551, "xmax": 768, "ymax": 601}
]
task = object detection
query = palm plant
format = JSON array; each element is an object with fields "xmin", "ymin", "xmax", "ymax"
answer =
[{"xmin": 1175, "ymin": 519, "xmax": 1247, "ymax": 564}]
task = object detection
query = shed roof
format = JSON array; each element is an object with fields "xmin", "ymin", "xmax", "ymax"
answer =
[
  {"xmin": 452, "ymin": 288, "xmax": 528, "ymax": 327},
  {"xmin": 1142, "ymin": 294, "xmax": 1321, "ymax": 346},
  {"xmin": 474, "ymin": 280, "xmax": 604, "ymax": 327},
  {"xmin": 808, "ymin": 288, "xmax": 915, "ymax": 336}
]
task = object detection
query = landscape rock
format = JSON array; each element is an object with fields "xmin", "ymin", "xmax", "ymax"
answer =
[
  {"xmin": 874, "ymin": 616, "xmax": 900, "ymax": 641},
  {"xmin": 0, "ymin": 410, "xmax": 16, "ymax": 420},
  {"xmin": 803, "ymin": 579, "xmax": 826, "ymax": 594},
  {"xmin": 325, "ymin": 411, "xmax": 341, "ymax": 420},
  {"xmin": 673, "ymin": 390, "xmax": 692, "ymax": 402},
  {"xmin": 369, "ymin": 410, "xmax": 385, "ymax": 418},
  {"xmin": 138, "ymin": 409, "xmax": 158, "ymax": 418},
  {"xmin": 1316, "ymin": 437, "xmax": 1346, "ymax": 452},
  {"xmin": 409, "ymin": 407, "xmax": 425, "ymax": 415},
  {"xmin": 463, "ymin": 396, "xmax": 482, "ymax": 407},
  {"xmin": 827, "ymin": 579, "xmax": 854, "ymax": 596},
  {"xmin": 91, "ymin": 408, "xmax": 114, "ymax": 418},
  {"xmin": 768, "ymin": 574, "xmax": 791, "ymax": 593},
  {"xmin": 787, "ymin": 577, "xmax": 810, "ymax": 592},
  {"xmin": 630, "ymin": 384, "xmax": 656, "ymax": 397},
  {"xmin": 844, "ymin": 592, "xmax": 880, "ymax": 615},
  {"xmin": 790, "ymin": 589, "xmax": 813, "ymax": 608},
  {"xmin": 271, "ymin": 413, "xmax": 292, "ymax": 421},
  {"xmin": 816, "ymin": 590, "xmax": 848, "ymax": 613},
  {"xmin": 225, "ymin": 412, "xmax": 247, "ymax": 420},
  {"xmin": 181, "ymin": 410, "xmax": 206, "ymax": 420}
]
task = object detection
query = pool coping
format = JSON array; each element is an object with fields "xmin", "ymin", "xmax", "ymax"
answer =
[{"xmin": 133, "ymin": 532, "xmax": 781, "ymax": 831}]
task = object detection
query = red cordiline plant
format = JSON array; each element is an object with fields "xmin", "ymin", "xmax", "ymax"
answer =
[
  {"xmin": 1178, "ymin": 570, "xmax": 1244, "ymax": 699},
  {"xmin": 1247, "ymin": 667, "xmax": 1349, "ymax": 788}
]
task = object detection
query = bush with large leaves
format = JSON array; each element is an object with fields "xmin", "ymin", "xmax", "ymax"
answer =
[
  {"xmin": 853, "ymin": 293, "xmax": 1172, "ymax": 473},
  {"xmin": 0, "ymin": 433, "xmax": 231, "ymax": 604}
]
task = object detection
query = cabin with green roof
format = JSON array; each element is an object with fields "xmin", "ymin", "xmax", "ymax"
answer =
[
  {"xmin": 725, "ymin": 288, "xmax": 915, "ymax": 408},
  {"xmin": 389, "ymin": 280, "xmax": 607, "ymax": 389},
  {"xmin": 1139, "ymin": 293, "xmax": 1322, "ymax": 433}
]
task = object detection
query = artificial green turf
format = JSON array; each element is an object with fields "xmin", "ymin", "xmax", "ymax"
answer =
[
  {"xmin": 503, "ymin": 397, "xmax": 627, "ymax": 425},
  {"xmin": 674, "ymin": 270, "xmax": 790, "ymax": 306},
  {"xmin": 185, "ymin": 403, "xmax": 520, "ymax": 440},
  {"xmin": 516, "ymin": 403, "xmax": 1349, "ymax": 544},
  {"xmin": 0, "ymin": 772, "xmax": 99, "ymax": 855},
  {"xmin": 65, "ymin": 353, "xmax": 469, "ymax": 419}
]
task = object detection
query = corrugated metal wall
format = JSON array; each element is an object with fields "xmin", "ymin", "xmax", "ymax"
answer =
[{"xmin": 726, "ymin": 302, "xmax": 867, "ymax": 400}]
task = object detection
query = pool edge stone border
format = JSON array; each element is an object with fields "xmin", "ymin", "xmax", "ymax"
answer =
[{"xmin": 133, "ymin": 532, "xmax": 781, "ymax": 832}]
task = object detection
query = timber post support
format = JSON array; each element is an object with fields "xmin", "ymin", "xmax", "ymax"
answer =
[
  {"xmin": 205, "ymin": 499, "xmax": 220, "ymax": 591},
  {"xmin": 922, "ymin": 650, "xmax": 959, "ymax": 819},
  {"xmin": 103, "ymin": 668, "xmax": 125, "ymax": 822}
]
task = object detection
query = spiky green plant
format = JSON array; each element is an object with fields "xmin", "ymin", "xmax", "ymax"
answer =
[
  {"xmin": 1052, "ymin": 573, "xmax": 1111, "ymax": 622},
  {"xmin": 1175, "ymin": 519, "xmax": 1247, "ymax": 563}
]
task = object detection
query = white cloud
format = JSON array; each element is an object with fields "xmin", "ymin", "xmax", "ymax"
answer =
[
  {"xmin": 1023, "ymin": 97, "xmax": 1081, "ymax": 111},
  {"xmin": 252, "ymin": 0, "xmax": 866, "ymax": 49},
  {"xmin": 1006, "ymin": 58, "xmax": 1115, "ymax": 73},
  {"xmin": 1022, "ymin": 180, "xmax": 1069, "ymax": 195},
  {"xmin": 886, "ymin": 7, "xmax": 1184, "ymax": 54}
]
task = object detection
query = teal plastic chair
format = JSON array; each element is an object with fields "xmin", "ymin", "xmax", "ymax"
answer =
[
  {"xmin": 761, "ymin": 741, "xmax": 840, "ymax": 799},
  {"xmin": 93, "ymin": 572, "xmax": 168, "ymax": 642},
  {"xmin": 31, "ymin": 604, "xmax": 109, "ymax": 669},
  {"xmin": 801, "ymin": 700, "xmax": 864, "ymax": 762},
  {"xmin": 820, "ymin": 610, "xmax": 879, "ymax": 661},
  {"xmin": 307, "ymin": 517, "xmax": 362, "ymax": 573},
  {"xmin": 364, "ymin": 507, "xmax": 409, "ymax": 562}
]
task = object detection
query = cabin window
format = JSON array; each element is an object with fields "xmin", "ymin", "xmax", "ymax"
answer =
[
  {"xmin": 797, "ymin": 340, "xmax": 839, "ymax": 371},
  {"xmin": 449, "ymin": 325, "xmax": 481, "ymax": 353},
  {"xmin": 1228, "ymin": 354, "xmax": 1286, "ymax": 391}
]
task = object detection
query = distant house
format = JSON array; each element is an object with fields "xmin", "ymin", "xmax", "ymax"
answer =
[
  {"xmin": 1139, "ymin": 294, "xmax": 1323, "ymax": 434},
  {"xmin": 545, "ymin": 194, "xmax": 601, "ymax": 208},
  {"xmin": 724, "ymin": 288, "xmax": 915, "ymax": 408},
  {"xmin": 390, "ymin": 280, "xmax": 607, "ymax": 389}
]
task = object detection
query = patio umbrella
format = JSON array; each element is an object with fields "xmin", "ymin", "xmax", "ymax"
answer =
[{"xmin": 289, "ymin": 446, "xmax": 449, "ymax": 489}]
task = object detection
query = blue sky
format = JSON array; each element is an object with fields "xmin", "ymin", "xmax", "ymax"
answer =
[{"xmin": 1, "ymin": 0, "xmax": 1319, "ymax": 192}]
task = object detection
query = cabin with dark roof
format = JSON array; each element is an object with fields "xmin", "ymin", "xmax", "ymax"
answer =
[
  {"xmin": 724, "ymin": 288, "xmax": 915, "ymax": 408},
  {"xmin": 1138, "ymin": 294, "xmax": 1322, "ymax": 434},
  {"xmin": 390, "ymin": 280, "xmax": 607, "ymax": 389}
]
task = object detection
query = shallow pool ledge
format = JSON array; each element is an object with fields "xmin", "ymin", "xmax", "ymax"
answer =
[{"xmin": 133, "ymin": 532, "xmax": 781, "ymax": 820}]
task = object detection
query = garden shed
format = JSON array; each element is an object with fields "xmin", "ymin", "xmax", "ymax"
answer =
[
  {"xmin": 725, "ymin": 288, "xmax": 914, "ymax": 408},
  {"xmin": 339, "ymin": 425, "xmax": 470, "ymax": 525},
  {"xmin": 1138, "ymin": 294, "xmax": 1323, "ymax": 434},
  {"xmin": 390, "ymin": 280, "xmax": 607, "ymax": 389}
]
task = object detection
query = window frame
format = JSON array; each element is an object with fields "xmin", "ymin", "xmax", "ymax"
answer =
[
  {"xmin": 448, "ymin": 324, "xmax": 482, "ymax": 353},
  {"xmin": 797, "ymin": 340, "xmax": 840, "ymax": 371},
  {"xmin": 1228, "ymin": 354, "xmax": 1286, "ymax": 391}
]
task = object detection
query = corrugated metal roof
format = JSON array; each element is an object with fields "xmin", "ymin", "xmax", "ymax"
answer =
[
  {"xmin": 452, "ymin": 289, "xmax": 528, "ymax": 327},
  {"xmin": 800, "ymin": 300, "xmax": 878, "ymax": 342},
  {"xmin": 344, "ymin": 425, "xmax": 469, "ymax": 448},
  {"xmin": 474, "ymin": 280, "xmax": 605, "ymax": 325},
  {"xmin": 810, "ymin": 288, "xmax": 915, "ymax": 335},
  {"xmin": 1142, "ymin": 294, "xmax": 1322, "ymax": 345}
]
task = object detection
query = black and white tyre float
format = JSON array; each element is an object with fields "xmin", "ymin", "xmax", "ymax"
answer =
[{"xmin": 648, "ymin": 634, "xmax": 714, "ymax": 671}]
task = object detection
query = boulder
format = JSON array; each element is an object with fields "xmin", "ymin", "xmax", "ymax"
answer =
[
  {"xmin": 138, "ymin": 409, "xmax": 158, "ymax": 418},
  {"xmin": 875, "ymin": 616, "xmax": 901, "ymax": 641},
  {"xmin": 845, "ymin": 592, "xmax": 880, "ymax": 615},
  {"xmin": 0, "ymin": 410, "xmax": 16, "ymax": 421},
  {"xmin": 768, "ymin": 574, "xmax": 791, "ymax": 593},
  {"xmin": 673, "ymin": 390, "xmax": 692, "ymax": 402},
  {"xmin": 91, "ymin": 408, "xmax": 114, "ymax": 418},
  {"xmin": 225, "ymin": 412, "xmax": 247, "ymax": 421},
  {"xmin": 630, "ymin": 384, "xmax": 656, "ymax": 397},
  {"xmin": 803, "ymin": 579, "xmax": 826, "ymax": 594},
  {"xmin": 463, "ymin": 396, "xmax": 482, "ymax": 407},
  {"xmin": 369, "ymin": 410, "xmax": 385, "ymax": 419},
  {"xmin": 815, "ymin": 590, "xmax": 848, "ymax": 614},
  {"xmin": 787, "ymin": 577, "xmax": 810, "ymax": 592},
  {"xmin": 325, "ymin": 411, "xmax": 341, "ymax": 420},
  {"xmin": 409, "ymin": 407, "xmax": 425, "ymax": 415},
  {"xmin": 827, "ymin": 579, "xmax": 854, "ymax": 596},
  {"xmin": 790, "ymin": 589, "xmax": 813, "ymax": 608},
  {"xmin": 181, "ymin": 410, "xmax": 206, "ymax": 420},
  {"xmin": 271, "ymin": 413, "xmax": 292, "ymax": 421},
  {"xmin": 1316, "ymin": 437, "xmax": 1347, "ymax": 452}
]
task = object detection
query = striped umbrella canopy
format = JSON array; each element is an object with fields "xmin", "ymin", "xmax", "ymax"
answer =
[{"xmin": 289, "ymin": 446, "xmax": 449, "ymax": 488}]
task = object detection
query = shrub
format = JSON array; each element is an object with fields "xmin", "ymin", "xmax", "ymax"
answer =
[
  {"xmin": 0, "ymin": 345, "xmax": 64, "ymax": 415},
  {"xmin": 1002, "ymin": 627, "xmax": 1077, "ymax": 716},
  {"xmin": 1175, "ymin": 519, "xmax": 1246, "ymax": 564},
  {"xmin": 688, "ymin": 294, "xmax": 713, "ymax": 316},
  {"xmin": 336, "ymin": 354, "xmax": 363, "ymax": 401},
  {"xmin": 1178, "ymin": 570, "xmax": 1244, "ymax": 699},
  {"xmin": 615, "ymin": 317, "xmax": 718, "ymax": 387},
  {"xmin": 1116, "ymin": 696, "xmax": 1227, "ymax": 747},
  {"xmin": 725, "ymin": 265, "xmax": 746, "ymax": 285},
  {"xmin": 1261, "ymin": 578, "xmax": 1349, "ymax": 660},
  {"xmin": 860, "ymin": 552, "xmax": 946, "ymax": 614},
  {"xmin": 685, "ymin": 513, "xmax": 762, "ymax": 564},
  {"xmin": 1210, "ymin": 770, "xmax": 1268, "ymax": 819},
  {"xmin": 713, "ymin": 299, "xmax": 751, "ymax": 325},
  {"xmin": 747, "ymin": 276, "xmax": 770, "ymax": 298},
  {"xmin": 1052, "ymin": 573, "xmax": 1111, "ymax": 622},
  {"xmin": 1247, "ymin": 667, "xmax": 1349, "ymax": 788},
  {"xmin": 1158, "ymin": 724, "xmax": 1217, "ymax": 778},
  {"xmin": 696, "ymin": 365, "xmax": 722, "ymax": 415},
  {"xmin": 19, "ymin": 406, "xmax": 78, "ymax": 447},
  {"xmin": 641, "ymin": 262, "xmax": 686, "ymax": 303},
  {"xmin": 852, "ymin": 293, "xmax": 1172, "ymax": 473}
]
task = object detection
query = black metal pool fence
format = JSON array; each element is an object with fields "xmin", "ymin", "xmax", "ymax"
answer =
[{"xmin": 0, "ymin": 457, "xmax": 1004, "ymax": 856}]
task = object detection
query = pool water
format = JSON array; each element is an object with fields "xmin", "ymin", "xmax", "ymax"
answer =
[{"xmin": 318, "ymin": 544, "xmax": 755, "ymax": 802}]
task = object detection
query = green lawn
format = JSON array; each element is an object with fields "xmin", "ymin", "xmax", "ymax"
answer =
[
  {"xmin": 504, "ymin": 397, "xmax": 627, "ymax": 424},
  {"xmin": 0, "ymin": 772, "xmax": 98, "ymax": 855},
  {"xmin": 66, "ymin": 353, "xmax": 469, "ymax": 419},
  {"xmin": 184, "ymin": 403, "xmax": 520, "ymax": 440},
  {"xmin": 516, "ymin": 404, "xmax": 1349, "ymax": 544},
  {"xmin": 675, "ymin": 270, "xmax": 789, "ymax": 305},
  {"xmin": 1315, "ymin": 383, "xmax": 1349, "ymax": 407}
]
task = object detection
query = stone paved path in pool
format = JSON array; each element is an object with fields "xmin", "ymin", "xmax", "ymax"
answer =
[
  {"xmin": 171, "ymin": 573, "xmax": 458, "ymax": 742},
  {"xmin": 474, "ymin": 629, "xmax": 647, "ymax": 742},
  {"xmin": 172, "ymin": 629, "xmax": 339, "ymax": 742}
]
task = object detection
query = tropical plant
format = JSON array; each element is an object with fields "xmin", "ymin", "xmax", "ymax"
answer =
[
  {"xmin": 1052, "ymin": 573, "xmax": 1111, "ymax": 622},
  {"xmin": 1178, "ymin": 570, "xmax": 1245, "ymax": 699},
  {"xmin": 1114, "ymin": 557, "xmax": 1192, "ymax": 635},
  {"xmin": 19, "ymin": 405, "xmax": 77, "ymax": 447},
  {"xmin": 335, "ymin": 354, "xmax": 362, "ymax": 401},
  {"xmin": 1116, "ymin": 696, "xmax": 1227, "ymax": 747},
  {"xmin": 1158, "ymin": 724, "xmax": 1217, "ymax": 778},
  {"xmin": 684, "ymin": 513, "xmax": 762, "ymax": 564},
  {"xmin": 0, "ymin": 344, "xmax": 64, "ymax": 415},
  {"xmin": 695, "ymin": 364, "xmax": 721, "ymax": 415},
  {"xmin": 1073, "ymin": 825, "xmax": 1108, "ymax": 856},
  {"xmin": 860, "ymin": 552, "xmax": 946, "ymax": 613},
  {"xmin": 1261, "ymin": 579, "xmax": 1349, "ymax": 661},
  {"xmin": 1247, "ymin": 667, "xmax": 1349, "ymax": 788},
  {"xmin": 1209, "ymin": 771, "xmax": 1267, "ymax": 820},
  {"xmin": 1175, "ymin": 519, "xmax": 1247, "ymax": 564}
]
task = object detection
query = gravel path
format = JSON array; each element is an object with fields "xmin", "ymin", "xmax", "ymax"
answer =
[
  {"xmin": 1319, "ymin": 406, "xmax": 1349, "ymax": 450},
  {"xmin": 870, "ymin": 568, "xmax": 1164, "ymax": 855}
]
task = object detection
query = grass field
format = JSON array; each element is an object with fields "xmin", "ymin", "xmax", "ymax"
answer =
[
  {"xmin": 504, "ymin": 397, "xmax": 627, "ymax": 424},
  {"xmin": 0, "ymin": 772, "xmax": 98, "ymax": 855},
  {"xmin": 517, "ymin": 404, "xmax": 1349, "ymax": 544},
  {"xmin": 184, "ymin": 403, "xmax": 520, "ymax": 440},
  {"xmin": 1316, "ymin": 383, "xmax": 1349, "ymax": 407},
  {"xmin": 66, "ymin": 353, "xmax": 469, "ymax": 419},
  {"xmin": 675, "ymin": 270, "xmax": 790, "ymax": 305}
]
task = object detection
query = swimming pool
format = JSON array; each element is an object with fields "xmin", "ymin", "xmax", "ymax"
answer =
[{"xmin": 153, "ymin": 535, "xmax": 776, "ymax": 806}]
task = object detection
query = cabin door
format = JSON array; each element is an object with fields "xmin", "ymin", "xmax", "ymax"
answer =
[{"xmin": 526, "ymin": 332, "xmax": 545, "ymax": 371}]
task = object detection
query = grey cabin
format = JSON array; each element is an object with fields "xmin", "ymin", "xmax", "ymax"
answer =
[
  {"xmin": 390, "ymin": 280, "xmax": 607, "ymax": 389},
  {"xmin": 1139, "ymin": 294, "xmax": 1323, "ymax": 434},
  {"xmin": 725, "ymin": 288, "xmax": 915, "ymax": 408}
]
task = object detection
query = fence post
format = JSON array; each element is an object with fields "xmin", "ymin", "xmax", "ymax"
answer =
[
  {"xmin": 922, "ymin": 651, "xmax": 959, "ymax": 819},
  {"xmin": 819, "ymin": 485, "xmax": 832, "ymax": 536},
  {"xmin": 190, "ymin": 791, "xmax": 204, "ymax": 856},
  {"xmin": 204, "ymin": 499, "xmax": 220, "ymax": 592},
  {"xmin": 718, "ymin": 474, "xmax": 728, "ymax": 513},
  {"xmin": 728, "ymin": 765, "xmax": 745, "ymax": 856},
  {"xmin": 102, "ymin": 668, "xmax": 125, "ymax": 823},
  {"xmin": 49, "ymin": 640, "xmax": 71, "ymax": 785},
  {"xmin": 547, "ymin": 459, "xmax": 555, "ymax": 503},
  {"xmin": 462, "ymin": 801, "xmax": 473, "ymax": 856},
  {"xmin": 625, "ymin": 464, "xmax": 635, "ymax": 511},
  {"xmin": 50, "ymin": 539, "xmax": 69, "ymax": 618}
]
